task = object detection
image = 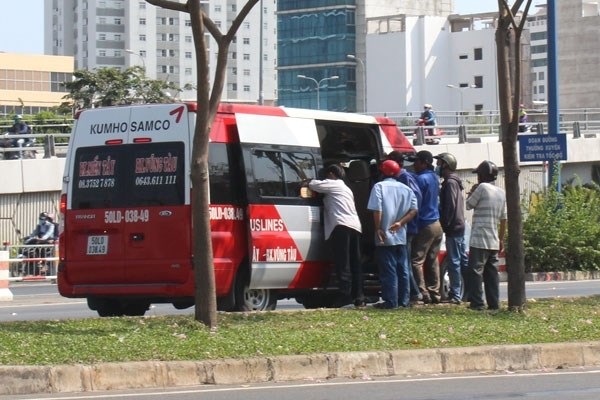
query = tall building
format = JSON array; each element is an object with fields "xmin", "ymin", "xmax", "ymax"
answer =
[
  {"xmin": 44, "ymin": 0, "xmax": 277, "ymax": 104},
  {"xmin": 558, "ymin": 0, "xmax": 600, "ymax": 109},
  {"xmin": 527, "ymin": 5, "xmax": 548, "ymax": 105},
  {"xmin": 277, "ymin": 0, "xmax": 453, "ymax": 112}
]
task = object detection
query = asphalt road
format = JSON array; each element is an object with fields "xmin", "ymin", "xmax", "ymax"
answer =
[
  {"xmin": 1, "ymin": 279, "xmax": 599, "ymax": 322},
  {"xmin": 5, "ymin": 368, "xmax": 600, "ymax": 400}
]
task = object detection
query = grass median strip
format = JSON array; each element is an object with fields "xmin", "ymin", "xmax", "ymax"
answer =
[{"xmin": 1, "ymin": 297, "xmax": 600, "ymax": 365}]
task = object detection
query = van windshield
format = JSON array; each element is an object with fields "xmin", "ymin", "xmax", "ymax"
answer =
[{"xmin": 71, "ymin": 142, "xmax": 185, "ymax": 209}]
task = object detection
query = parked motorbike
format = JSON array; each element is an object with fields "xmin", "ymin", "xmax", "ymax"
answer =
[
  {"xmin": 412, "ymin": 118, "xmax": 444, "ymax": 145},
  {"xmin": 0, "ymin": 133, "xmax": 37, "ymax": 160}
]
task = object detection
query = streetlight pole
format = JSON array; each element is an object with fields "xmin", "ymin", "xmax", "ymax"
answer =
[
  {"xmin": 447, "ymin": 84, "xmax": 476, "ymax": 125},
  {"xmin": 297, "ymin": 74, "xmax": 339, "ymax": 110},
  {"xmin": 347, "ymin": 54, "xmax": 366, "ymax": 112},
  {"xmin": 125, "ymin": 49, "xmax": 146, "ymax": 71}
]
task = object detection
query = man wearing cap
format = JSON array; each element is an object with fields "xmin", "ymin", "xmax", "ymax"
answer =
[
  {"xmin": 434, "ymin": 152, "xmax": 467, "ymax": 304},
  {"xmin": 387, "ymin": 150, "xmax": 423, "ymax": 303},
  {"xmin": 367, "ymin": 160, "xmax": 418, "ymax": 309},
  {"xmin": 464, "ymin": 160, "xmax": 507, "ymax": 311},
  {"xmin": 409, "ymin": 150, "xmax": 443, "ymax": 304}
]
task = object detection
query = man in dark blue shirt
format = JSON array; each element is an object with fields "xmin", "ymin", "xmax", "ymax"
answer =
[{"xmin": 407, "ymin": 150, "xmax": 443, "ymax": 304}]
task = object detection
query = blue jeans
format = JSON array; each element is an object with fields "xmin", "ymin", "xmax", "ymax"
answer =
[
  {"xmin": 407, "ymin": 234, "xmax": 421, "ymax": 300},
  {"xmin": 375, "ymin": 245, "xmax": 410, "ymax": 308},
  {"xmin": 445, "ymin": 234, "xmax": 468, "ymax": 302}
]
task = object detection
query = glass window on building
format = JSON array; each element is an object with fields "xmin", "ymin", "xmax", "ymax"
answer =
[
  {"xmin": 139, "ymin": 34, "xmax": 146, "ymax": 41},
  {"xmin": 185, "ymin": 52, "xmax": 192, "ymax": 58},
  {"xmin": 474, "ymin": 48, "xmax": 483, "ymax": 60},
  {"xmin": 140, "ymin": 18, "xmax": 146, "ymax": 25},
  {"xmin": 243, "ymin": 38, "xmax": 250, "ymax": 45},
  {"xmin": 474, "ymin": 76, "xmax": 483, "ymax": 88},
  {"xmin": 243, "ymin": 54, "xmax": 250, "ymax": 60},
  {"xmin": 538, "ymin": 71, "xmax": 545, "ymax": 80},
  {"xmin": 139, "ymin": 1, "xmax": 145, "ymax": 9},
  {"xmin": 244, "ymin": 85, "xmax": 250, "ymax": 92}
]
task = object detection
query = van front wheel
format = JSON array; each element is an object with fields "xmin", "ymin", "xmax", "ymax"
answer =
[{"xmin": 234, "ymin": 269, "xmax": 277, "ymax": 311}]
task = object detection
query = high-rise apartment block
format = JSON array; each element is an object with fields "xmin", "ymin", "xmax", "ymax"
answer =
[{"xmin": 45, "ymin": 0, "xmax": 277, "ymax": 104}]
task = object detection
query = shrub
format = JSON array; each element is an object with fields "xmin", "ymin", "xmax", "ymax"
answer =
[{"xmin": 524, "ymin": 182, "xmax": 600, "ymax": 272}]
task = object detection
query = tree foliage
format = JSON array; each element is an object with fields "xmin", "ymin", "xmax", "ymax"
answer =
[
  {"xmin": 524, "ymin": 182, "xmax": 600, "ymax": 272},
  {"xmin": 62, "ymin": 66, "xmax": 180, "ymax": 109}
]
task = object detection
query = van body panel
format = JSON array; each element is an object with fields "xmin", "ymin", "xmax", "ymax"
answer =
[{"xmin": 59, "ymin": 103, "xmax": 415, "ymax": 312}]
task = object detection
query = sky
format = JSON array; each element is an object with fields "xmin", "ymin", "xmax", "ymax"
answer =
[{"xmin": 1, "ymin": 1, "xmax": 546, "ymax": 55}]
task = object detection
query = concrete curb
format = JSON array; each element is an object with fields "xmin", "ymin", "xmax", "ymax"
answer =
[{"xmin": 2, "ymin": 341, "xmax": 600, "ymax": 396}]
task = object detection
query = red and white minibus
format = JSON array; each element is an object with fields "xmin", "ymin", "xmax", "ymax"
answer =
[{"xmin": 57, "ymin": 103, "xmax": 414, "ymax": 316}]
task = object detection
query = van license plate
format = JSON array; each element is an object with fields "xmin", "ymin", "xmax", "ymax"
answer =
[{"xmin": 87, "ymin": 235, "xmax": 109, "ymax": 255}]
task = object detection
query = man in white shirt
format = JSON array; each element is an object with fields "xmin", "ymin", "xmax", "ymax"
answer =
[
  {"xmin": 464, "ymin": 160, "xmax": 507, "ymax": 311},
  {"xmin": 308, "ymin": 164, "xmax": 363, "ymax": 307}
]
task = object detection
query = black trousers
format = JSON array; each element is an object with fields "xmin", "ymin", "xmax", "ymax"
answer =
[{"xmin": 329, "ymin": 225, "xmax": 363, "ymax": 300}]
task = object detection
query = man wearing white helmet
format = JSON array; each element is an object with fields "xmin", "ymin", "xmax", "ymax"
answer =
[
  {"xmin": 420, "ymin": 104, "xmax": 436, "ymax": 136},
  {"xmin": 9, "ymin": 114, "xmax": 30, "ymax": 135}
]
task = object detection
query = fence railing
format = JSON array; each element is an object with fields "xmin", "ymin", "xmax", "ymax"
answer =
[
  {"xmin": 3, "ymin": 243, "xmax": 58, "ymax": 281},
  {"xmin": 0, "ymin": 133, "xmax": 71, "ymax": 160}
]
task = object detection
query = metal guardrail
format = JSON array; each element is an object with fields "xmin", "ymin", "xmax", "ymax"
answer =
[
  {"xmin": 3, "ymin": 243, "xmax": 58, "ymax": 281},
  {"xmin": 0, "ymin": 133, "xmax": 71, "ymax": 160}
]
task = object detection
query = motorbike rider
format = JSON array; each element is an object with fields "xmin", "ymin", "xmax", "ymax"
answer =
[
  {"xmin": 518, "ymin": 104, "xmax": 528, "ymax": 132},
  {"xmin": 2, "ymin": 115, "xmax": 36, "ymax": 159},
  {"xmin": 420, "ymin": 104, "xmax": 437, "ymax": 137},
  {"xmin": 8, "ymin": 115, "xmax": 31, "ymax": 135},
  {"xmin": 26, "ymin": 212, "xmax": 56, "ymax": 245}
]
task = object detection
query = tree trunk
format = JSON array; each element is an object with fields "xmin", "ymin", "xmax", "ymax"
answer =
[
  {"xmin": 496, "ymin": 2, "xmax": 527, "ymax": 311},
  {"xmin": 146, "ymin": 0, "xmax": 259, "ymax": 328}
]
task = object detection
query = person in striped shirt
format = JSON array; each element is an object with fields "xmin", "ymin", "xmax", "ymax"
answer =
[{"xmin": 464, "ymin": 160, "xmax": 507, "ymax": 311}]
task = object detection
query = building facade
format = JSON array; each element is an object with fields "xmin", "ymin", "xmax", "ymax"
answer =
[
  {"xmin": 0, "ymin": 53, "xmax": 74, "ymax": 116},
  {"xmin": 277, "ymin": 0, "xmax": 453, "ymax": 112},
  {"xmin": 45, "ymin": 0, "xmax": 277, "ymax": 104}
]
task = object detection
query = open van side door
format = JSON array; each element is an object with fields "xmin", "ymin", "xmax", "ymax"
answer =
[{"xmin": 235, "ymin": 112, "xmax": 331, "ymax": 291}]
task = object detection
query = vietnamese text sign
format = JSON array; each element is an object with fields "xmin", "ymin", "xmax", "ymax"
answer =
[{"xmin": 519, "ymin": 133, "xmax": 567, "ymax": 162}]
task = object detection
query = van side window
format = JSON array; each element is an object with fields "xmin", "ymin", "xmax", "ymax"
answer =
[
  {"xmin": 208, "ymin": 142, "xmax": 245, "ymax": 205},
  {"xmin": 251, "ymin": 150, "xmax": 317, "ymax": 198}
]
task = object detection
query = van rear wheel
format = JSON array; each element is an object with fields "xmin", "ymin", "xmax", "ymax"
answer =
[{"xmin": 234, "ymin": 268, "xmax": 277, "ymax": 311}]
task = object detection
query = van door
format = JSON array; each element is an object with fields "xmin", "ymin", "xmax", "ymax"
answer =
[
  {"xmin": 65, "ymin": 107, "xmax": 132, "ymax": 285},
  {"xmin": 123, "ymin": 105, "xmax": 192, "ymax": 284},
  {"xmin": 235, "ymin": 113, "xmax": 330, "ymax": 290}
]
